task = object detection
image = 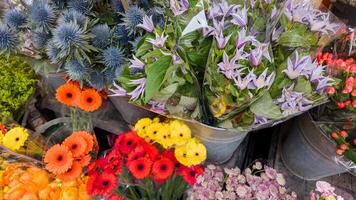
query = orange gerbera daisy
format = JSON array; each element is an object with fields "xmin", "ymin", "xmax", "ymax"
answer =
[
  {"xmin": 63, "ymin": 135, "xmax": 87, "ymax": 158},
  {"xmin": 78, "ymin": 88, "xmax": 102, "ymax": 112},
  {"xmin": 72, "ymin": 131, "xmax": 94, "ymax": 154},
  {"xmin": 44, "ymin": 144, "xmax": 73, "ymax": 175},
  {"xmin": 0, "ymin": 123, "xmax": 7, "ymax": 134},
  {"xmin": 57, "ymin": 161, "xmax": 82, "ymax": 182},
  {"xmin": 55, "ymin": 83, "xmax": 81, "ymax": 107},
  {"xmin": 76, "ymin": 154, "xmax": 91, "ymax": 167}
]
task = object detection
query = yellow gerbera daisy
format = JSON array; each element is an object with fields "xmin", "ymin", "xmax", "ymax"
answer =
[
  {"xmin": 185, "ymin": 138, "xmax": 207, "ymax": 166},
  {"xmin": 210, "ymin": 97, "xmax": 226, "ymax": 118},
  {"xmin": 174, "ymin": 145, "xmax": 192, "ymax": 166},
  {"xmin": 155, "ymin": 124, "xmax": 174, "ymax": 149},
  {"xmin": 2, "ymin": 127, "xmax": 29, "ymax": 151},
  {"xmin": 134, "ymin": 118, "xmax": 153, "ymax": 137},
  {"xmin": 145, "ymin": 123, "xmax": 164, "ymax": 141},
  {"xmin": 169, "ymin": 120, "xmax": 192, "ymax": 146}
]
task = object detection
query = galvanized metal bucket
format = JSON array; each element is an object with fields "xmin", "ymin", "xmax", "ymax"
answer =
[
  {"xmin": 109, "ymin": 96, "xmax": 248, "ymax": 164},
  {"xmin": 281, "ymin": 113, "xmax": 349, "ymax": 180}
]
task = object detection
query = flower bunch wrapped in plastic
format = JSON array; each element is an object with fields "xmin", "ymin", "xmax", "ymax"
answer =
[
  {"xmin": 43, "ymin": 131, "xmax": 96, "ymax": 182},
  {"xmin": 202, "ymin": 0, "xmax": 338, "ymax": 129},
  {"xmin": 0, "ymin": 0, "xmax": 164, "ymax": 90},
  {"xmin": 310, "ymin": 181, "xmax": 345, "ymax": 200},
  {"xmin": 87, "ymin": 130, "xmax": 204, "ymax": 199},
  {"xmin": 187, "ymin": 162, "xmax": 297, "ymax": 200},
  {"xmin": 110, "ymin": 0, "xmax": 212, "ymax": 120},
  {"xmin": 134, "ymin": 117, "xmax": 207, "ymax": 166}
]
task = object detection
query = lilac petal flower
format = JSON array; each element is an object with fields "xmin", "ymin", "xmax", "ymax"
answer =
[
  {"xmin": 272, "ymin": 27, "xmax": 284, "ymax": 42},
  {"xmin": 250, "ymin": 0, "xmax": 255, "ymax": 8},
  {"xmin": 160, "ymin": 50, "xmax": 183, "ymax": 65},
  {"xmin": 254, "ymin": 115, "xmax": 268, "ymax": 124},
  {"xmin": 213, "ymin": 18, "xmax": 225, "ymax": 35},
  {"xmin": 202, "ymin": 26, "xmax": 215, "ymax": 37},
  {"xmin": 215, "ymin": 32, "xmax": 231, "ymax": 49},
  {"xmin": 248, "ymin": 69, "xmax": 275, "ymax": 89},
  {"xmin": 127, "ymin": 78, "xmax": 146, "ymax": 101},
  {"xmin": 231, "ymin": 6, "xmax": 248, "ymax": 27},
  {"xmin": 283, "ymin": 51, "xmax": 313, "ymax": 80},
  {"xmin": 252, "ymin": 41, "xmax": 272, "ymax": 62},
  {"xmin": 109, "ymin": 82, "xmax": 127, "ymax": 96},
  {"xmin": 316, "ymin": 77, "xmax": 333, "ymax": 93},
  {"xmin": 270, "ymin": 6, "xmax": 278, "ymax": 20},
  {"xmin": 284, "ymin": 0, "xmax": 293, "ymax": 21},
  {"xmin": 277, "ymin": 84, "xmax": 313, "ymax": 115},
  {"xmin": 234, "ymin": 46, "xmax": 249, "ymax": 60},
  {"xmin": 137, "ymin": 15, "xmax": 154, "ymax": 32},
  {"xmin": 218, "ymin": 1, "xmax": 237, "ymax": 17},
  {"xmin": 170, "ymin": 0, "xmax": 189, "ymax": 16},
  {"xmin": 129, "ymin": 55, "xmax": 145, "ymax": 69},
  {"xmin": 234, "ymin": 70, "xmax": 255, "ymax": 90},
  {"xmin": 249, "ymin": 47, "xmax": 263, "ymax": 66},
  {"xmin": 217, "ymin": 51, "xmax": 242, "ymax": 79},
  {"xmin": 236, "ymin": 28, "xmax": 253, "ymax": 49},
  {"xmin": 149, "ymin": 100, "xmax": 166, "ymax": 113},
  {"xmin": 147, "ymin": 32, "xmax": 168, "ymax": 48}
]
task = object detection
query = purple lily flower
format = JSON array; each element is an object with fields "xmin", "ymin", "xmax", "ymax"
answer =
[
  {"xmin": 234, "ymin": 46, "xmax": 249, "ymax": 60},
  {"xmin": 309, "ymin": 13, "xmax": 340, "ymax": 35},
  {"xmin": 170, "ymin": 0, "xmax": 189, "ymax": 16},
  {"xmin": 283, "ymin": 51, "xmax": 313, "ymax": 80},
  {"xmin": 316, "ymin": 77, "xmax": 334, "ymax": 93},
  {"xmin": 272, "ymin": 27, "xmax": 284, "ymax": 42},
  {"xmin": 249, "ymin": 47, "xmax": 263, "ymax": 66},
  {"xmin": 309, "ymin": 63, "xmax": 325, "ymax": 82},
  {"xmin": 284, "ymin": 0, "xmax": 293, "ymax": 21},
  {"xmin": 252, "ymin": 41, "xmax": 272, "ymax": 62},
  {"xmin": 248, "ymin": 69, "xmax": 275, "ymax": 89},
  {"xmin": 277, "ymin": 84, "xmax": 313, "ymax": 115},
  {"xmin": 217, "ymin": 51, "xmax": 243, "ymax": 79},
  {"xmin": 202, "ymin": 26, "xmax": 215, "ymax": 37},
  {"xmin": 234, "ymin": 70, "xmax": 255, "ymax": 90},
  {"xmin": 213, "ymin": 18, "xmax": 225, "ymax": 35},
  {"xmin": 218, "ymin": 1, "xmax": 237, "ymax": 17},
  {"xmin": 127, "ymin": 78, "xmax": 146, "ymax": 101},
  {"xmin": 236, "ymin": 28, "xmax": 253, "ymax": 49},
  {"xmin": 147, "ymin": 32, "xmax": 168, "ymax": 48},
  {"xmin": 270, "ymin": 6, "xmax": 278, "ymax": 20},
  {"xmin": 264, "ymin": 0, "xmax": 271, "ymax": 4},
  {"xmin": 231, "ymin": 6, "xmax": 248, "ymax": 27},
  {"xmin": 254, "ymin": 115, "xmax": 268, "ymax": 124},
  {"xmin": 215, "ymin": 32, "xmax": 232, "ymax": 49},
  {"xmin": 109, "ymin": 82, "xmax": 127, "ymax": 97},
  {"xmin": 129, "ymin": 55, "xmax": 145, "ymax": 69},
  {"xmin": 250, "ymin": 0, "xmax": 255, "ymax": 8},
  {"xmin": 207, "ymin": 4, "xmax": 221, "ymax": 19},
  {"xmin": 160, "ymin": 50, "xmax": 183, "ymax": 65},
  {"xmin": 149, "ymin": 100, "xmax": 166, "ymax": 114},
  {"xmin": 137, "ymin": 15, "xmax": 154, "ymax": 32}
]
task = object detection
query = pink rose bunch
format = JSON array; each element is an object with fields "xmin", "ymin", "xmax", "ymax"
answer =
[
  {"xmin": 310, "ymin": 181, "xmax": 344, "ymax": 200},
  {"xmin": 187, "ymin": 162, "xmax": 297, "ymax": 200}
]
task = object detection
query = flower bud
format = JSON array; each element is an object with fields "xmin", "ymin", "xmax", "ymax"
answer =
[
  {"xmin": 339, "ymin": 144, "xmax": 348, "ymax": 150},
  {"xmin": 331, "ymin": 132, "xmax": 338, "ymax": 139},
  {"xmin": 325, "ymin": 86, "xmax": 336, "ymax": 94},
  {"xmin": 339, "ymin": 130, "xmax": 348, "ymax": 138},
  {"xmin": 336, "ymin": 148, "xmax": 344, "ymax": 155},
  {"xmin": 337, "ymin": 102, "xmax": 345, "ymax": 109}
]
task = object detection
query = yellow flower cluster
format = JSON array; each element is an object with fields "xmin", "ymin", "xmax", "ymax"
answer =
[
  {"xmin": 134, "ymin": 117, "xmax": 207, "ymax": 166},
  {"xmin": 0, "ymin": 127, "xmax": 29, "ymax": 151}
]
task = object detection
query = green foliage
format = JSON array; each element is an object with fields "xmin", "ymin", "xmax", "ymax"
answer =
[{"xmin": 0, "ymin": 55, "xmax": 37, "ymax": 122}]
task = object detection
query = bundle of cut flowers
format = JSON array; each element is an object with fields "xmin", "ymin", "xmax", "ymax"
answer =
[
  {"xmin": 0, "ymin": 0, "xmax": 164, "ymax": 90},
  {"xmin": 87, "ymin": 130, "xmax": 205, "ymax": 199},
  {"xmin": 0, "ymin": 159, "xmax": 90, "ymax": 200},
  {"xmin": 310, "ymin": 181, "xmax": 345, "ymax": 200},
  {"xmin": 111, "ymin": 0, "xmax": 341, "ymax": 131},
  {"xmin": 187, "ymin": 161, "xmax": 297, "ymax": 200}
]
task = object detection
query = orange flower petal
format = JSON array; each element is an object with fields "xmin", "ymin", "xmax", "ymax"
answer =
[
  {"xmin": 63, "ymin": 135, "xmax": 87, "ymax": 158},
  {"xmin": 78, "ymin": 88, "xmax": 102, "ymax": 112},
  {"xmin": 76, "ymin": 154, "xmax": 91, "ymax": 167},
  {"xmin": 72, "ymin": 131, "xmax": 94, "ymax": 154},
  {"xmin": 57, "ymin": 162, "xmax": 82, "ymax": 182},
  {"xmin": 44, "ymin": 144, "xmax": 73, "ymax": 175},
  {"xmin": 55, "ymin": 83, "xmax": 81, "ymax": 107}
]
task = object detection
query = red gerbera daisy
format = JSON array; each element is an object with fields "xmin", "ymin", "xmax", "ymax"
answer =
[
  {"xmin": 107, "ymin": 194, "xmax": 124, "ymax": 200},
  {"xmin": 114, "ymin": 131, "xmax": 143, "ymax": 155},
  {"xmin": 127, "ymin": 157, "xmax": 152, "ymax": 179},
  {"xmin": 162, "ymin": 150, "xmax": 184, "ymax": 175},
  {"xmin": 127, "ymin": 146, "xmax": 146, "ymax": 163},
  {"xmin": 87, "ymin": 172, "xmax": 118, "ymax": 196},
  {"xmin": 182, "ymin": 165, "xmax": 204, "ymax": 185},
  {"xmin": 152, "ymin": 158, "xmax": 174, "ymax": 181},
  {"xmin": 88, "ymin": 158, "xmax": 109, "ymax": 175},
  {"xmin": 141, "ymin": 142, "xmax": 159, "ymax": 161},
  {"xmin": 104, "ymin": 152, "xmax": 122, "ymax": 175}
]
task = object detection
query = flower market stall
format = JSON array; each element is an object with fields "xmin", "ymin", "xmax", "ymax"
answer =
[{"xmin": 0, "ymin": 0, "xmax": 356, "ymax": 199}]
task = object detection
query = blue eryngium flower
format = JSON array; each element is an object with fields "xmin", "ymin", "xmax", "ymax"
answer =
[
  {"xmin": 102, "ymin": 47, "xmax": 124, "ymax": 69},
  {"xmin": 67, "ymin": 0, "xmax": 93, "ymax": 14},
  {"xmin": 51, "ymin": 0, "xmax": 66, "ymax": 9},
  {"xmin": 112, "ymin": 0, "xmax": 124, "ymax": 12},
  {"xmin": 64, "ymin": 59, "xmax": 90, "ymax": 81},
  {"xmin": 115, "ymin": 25, "xmax": 129, "ymax": 45},
  {"xmin": 122, "ymin": 6, "xmax": 145, "ymax": 35},
  {"xmin": 33, "ymin": 32, "xmax": 51, "ymax": 49},
  {"xmin": 89, "ymin": 70, "xmax": 105, "ymax": 90},
  {"xmin": 4, "ymin": 9, "xmax": 26, "ymax": 30},
  {"xmin": 103, "ymin": 67, "xmax": 118, "ymax": 84},
  {"xmin": 147, "ymin": 6, "xmax": 165, "ymax": 27},
  {"xmin": 0, "ymin": 25, "xmax": 17, "ymax": 53},
  {"xmin": 46, "ymin": 41, "xmax": 61, "ymax": 64},
  {"xmin": 59, "ymin": 10, "xmax": 87, "ymax": 28},
  {"xmin": 29, "ymin": 1, "xmax": 55, "ymax": 31},
  {"xmin": 91, "ymin": 24, "xmax": 111, "ymax": 49}
]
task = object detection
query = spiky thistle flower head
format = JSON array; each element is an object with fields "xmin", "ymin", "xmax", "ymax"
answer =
[
  {"xmin": 29, "ymin": 0, "xmax": 56, "ymax": 31},
  {"xmin": 130, "ymin": 36, "xmax": 142, "ymax": 51},
  {"xmin": 114, "ymin": 25, "xmax": 129, "ymax": 45},
  {"xmin": 51, "ymin": 0, "xmax": 66, "ymax": 10},
  {"xmin": 89, "ymin": 70, "xmax": 105, "ymax": 90},
  {"xmin": 91, "ymin": 24, "xmax": 111, "ymax": 49},
  {"xmin": 147, "ymin": 6, "xmax": 165, "ymax": 26},
  {"xmin": 122, "ymin": 6, "xmax": 145, "ymax": 35},
  {"xmin": 102, "ymin": 46, "xmax": 124, "ymax": 70},
  {"xmin": 103, "ymin": 67, "xmax": 117, "ymax": 84},
  {"xmin": 112, "ymin": 0, "xmax": 124, "ymax": 12},
  {"xmin": 0, "ymin": 25, "xmax": 18, "ymax": 54},
  {"xmin": 139, "ymin": 0, "xmax": 150, "ymax": 9},
  {"xmin": 67, "ymin": 0, "xmax": 93, "ymax": 14},
  {"xmin": 33, "ymin": 31, "xmax": 51, "ymax": 49},
  {"xmin": 64, "ymin": 59, "xmax": 90, "ymax": 81},
  {"xmin": 3, "ymin": 9, "xmax": 26, "ymax": 31},
  {"xmin": 58, "ymin": 10, "xmax": 87, "ymax": 28},
  {"xmin": 46, "ymin": 40, "xmax": 61, "ymax": 64}
]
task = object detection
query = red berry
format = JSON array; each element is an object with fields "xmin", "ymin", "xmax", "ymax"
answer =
[
  {"xmin": 340, "ymin": 130, "xmax": 348, "ymax": 138},
  {"xmin": 339, "ymin": 144, "xmax": 348, "ymax": 150},
  {"xmin": 337, "ymin": 102, "xmax": 345, "ymax": 109},
  {"xmin": 353, "ymin": 100, "xmax": 356, "ymax": 108},
  {"xmin": 344, "ymin": 100, "xmax": 351, "ymax": 106},
  {"xmin": 353, "ymin": 139, "xmax": 356, "ymax": 146},
  {"xmin": 331, "ymin": 132, "xmax": 339, "ymax": 139},
  {"xmin": 352, "ymin": 89, "xmax": 356, "ymax": 97},
  {"xmin": 326, "ymin": 86, "xmax": 336, "ymax": 94},
  {"xmin": 336, "ymin": 148, "xmax": 344, "ymax": 155}
]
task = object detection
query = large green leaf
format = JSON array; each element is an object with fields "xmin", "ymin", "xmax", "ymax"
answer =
[
  {"xmin": 278, "ymin": 27, "xmax": 318, "ymax": 49},
  {"xmin": 294, "ymin": 76, "xmax": 313, "ymax": 95},
  {"xmin": 144, "ymin": 56, "xmax": 172, "ymax": 102},
  {"xmin": 250, "ymin": 92, "xmax": 282, "ymax": 119},
  {"xmin": 152, "ymin": 83, "xmax": 179, "ymax": 101}
]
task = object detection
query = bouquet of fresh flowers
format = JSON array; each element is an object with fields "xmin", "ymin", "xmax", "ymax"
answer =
[
  {"xmin": 310, "ymin": 181, "xmax": 345, "ymax": 200},
  {"xmin": 87, "ymin": 130, "xmax": 205, "ymax": 199},
  {"xmin": 187, "ymin": 161, "xmax": 297, "ymax": 200},
  {"xmin": 0, "ymin": 0, "xmax": 164, "ymax": 90}
]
